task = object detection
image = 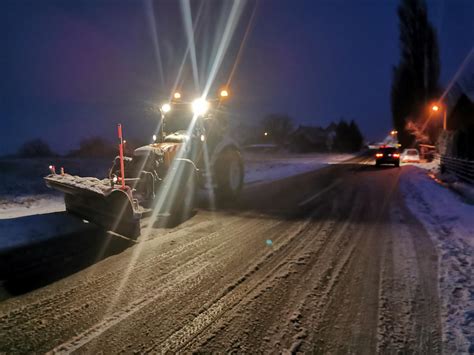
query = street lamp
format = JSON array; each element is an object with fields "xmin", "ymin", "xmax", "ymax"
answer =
[
  {"xmin": 431, "ymin": 103, "xmax": 447, "ymax": 130},
  {"xmin": 390, "ymin": 130, "xmax": 398, "ymax": 135},
  {"xmin": 264, "ymin": 132, "xmax": 268, "ymax": 136}
]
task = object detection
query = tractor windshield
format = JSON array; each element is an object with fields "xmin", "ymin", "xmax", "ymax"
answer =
[{"xmin": 163, "ymin": 111, "xmax": 195, "ymax": 134}]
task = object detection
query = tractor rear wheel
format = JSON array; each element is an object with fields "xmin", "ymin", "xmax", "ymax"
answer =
[{"xmin": 215, "ymin": 148, "xmax": 244, "ymax": 202}]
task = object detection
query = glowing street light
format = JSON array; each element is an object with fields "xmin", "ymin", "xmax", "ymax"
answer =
[
  {"xmin": 431, "ymin": 103, "xmax": 447, "ymax": 130},
  {"xmin": 390, "ymin": 130, "xmax": 398, "ymax": 135},
  {"xmin": 264, "ymin": 132, "xmax": 268, "ymax": 136},
  {"xmin": 173, "ymin": 92, "xmax": 181, "ymax": 99}
]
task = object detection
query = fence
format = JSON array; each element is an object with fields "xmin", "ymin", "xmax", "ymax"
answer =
[{"xmin": 440, "ymin": 155, "xmax": 474, "ymax": 185}]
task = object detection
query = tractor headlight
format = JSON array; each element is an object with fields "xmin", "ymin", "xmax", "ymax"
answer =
[
  {"xmin": 191, "ymin": 98, "xmax": 209, "ymax": 116},
  {"xmin": 161, "ymin": 103, "xmax": 171, "ymax": 113}
]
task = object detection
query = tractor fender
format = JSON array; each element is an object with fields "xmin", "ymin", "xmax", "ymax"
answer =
[
  {"xmin": 106, "ymin": 188, "xmax": 141, "ymax": 219},
  {"xmin": 175, "ymin": 158, "xmax": 199, "ymax": 172},
  {"xmin": 210, "ymin": 136, "xmax": 242, "ymax": 167}
]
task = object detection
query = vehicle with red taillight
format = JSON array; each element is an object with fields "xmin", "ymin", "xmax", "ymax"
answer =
[{"xmin": 375, "ymin": 147, "xmax": 400, "ymax": 167}]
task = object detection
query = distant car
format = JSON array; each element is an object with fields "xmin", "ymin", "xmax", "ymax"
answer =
[
  {"xmin": 375, "ymin": 147, "xmax": 400, "ymax": 167},
  {"xmin": 401, "ymin": 148, "xmax": 420, "ymax": 163}
]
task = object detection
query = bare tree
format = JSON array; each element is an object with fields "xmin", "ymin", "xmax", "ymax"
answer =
[{"xmin": 391, "ymin": 0, "xmax": 441, "ymax": 147}]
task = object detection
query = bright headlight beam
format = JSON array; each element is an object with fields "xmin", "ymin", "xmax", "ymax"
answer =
[
  {"xmin": 203, "ymin": 0, "xmax": 245, "ymax": 98},
  {"xmin": 161, "ymin": 103, "xmax": 171, "ymax": 113},
  {"xmin": 144, "ymin": 0, "xmax": 165, "ymax": 87},
  {"xmin": 191, "ymin": 98, "xmax": 209, "ymax": 116},
  {"xmin": 180, "ymin": 0, "xmax": 199, "ymax": 91}
]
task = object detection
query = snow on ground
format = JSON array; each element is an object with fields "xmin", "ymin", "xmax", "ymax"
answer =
[
  {"xmin": 400, "ymin": 166, "xmax": 474, "ymax": 353},
  {"xmin": 0, "ymin": 157, "xmax": 110, "ymax": 220},
  {"xmin": 0, "ymin": 195, "xmax": 65, "ymax": 219},
  {"xmin": 244, "ymin": 152, "xmax": 355, "ymax": 184},
  {"xmin": 0, "ymin": 213, "xmax": 93, "ymax": 251},
  {"xmin": 0, "ymin": 158, "xmax": 110, "ymax": 251}
]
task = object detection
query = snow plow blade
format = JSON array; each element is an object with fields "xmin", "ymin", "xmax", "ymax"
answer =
[{"xmin": 44, "ymin": 174, "xmax": 141, "ymax": 238}]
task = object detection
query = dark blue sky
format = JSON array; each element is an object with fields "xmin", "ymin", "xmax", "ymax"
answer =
[{"xmin": 1, "ymin": 0, "xmax": 473, "ymax": 155}]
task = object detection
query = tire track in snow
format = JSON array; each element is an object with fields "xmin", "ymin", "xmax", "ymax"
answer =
[{"xmin": 1, "ymin": 215, "xmax": 274, "ymax": 352}]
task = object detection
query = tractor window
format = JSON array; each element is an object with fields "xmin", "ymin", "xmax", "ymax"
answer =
[{"xmin": 164, "ymin": 111, "xmax": 195, "ymax": 134}]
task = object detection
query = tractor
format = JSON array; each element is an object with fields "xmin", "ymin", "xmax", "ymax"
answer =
[{"xmin": 44, "ymin": 90, "xmax": 244, "ymax": 237}]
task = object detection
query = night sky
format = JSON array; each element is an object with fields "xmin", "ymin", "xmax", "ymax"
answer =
[{"xmin": 1, "ymin": 0, "xmax": 473, "ymax": 155}]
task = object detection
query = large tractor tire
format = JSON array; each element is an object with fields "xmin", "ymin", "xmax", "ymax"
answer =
[
  {"xmin": 156, "ymin": 159, "xmax": 197, "ymax": 227},
  {"xmin": 215, "ymin": 148, "xmax": 244, "ymax": 202}
]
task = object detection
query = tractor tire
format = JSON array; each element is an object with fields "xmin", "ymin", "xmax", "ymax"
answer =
[
  {"xmin": 168, "ymin": 171, "xmax": 196, "ymax": 226},
  {"xmin": 215, "ymin": 148, "xmax": 244, "ymax": 202},
  {"xmin": 157, "ymin": 159, "xmax": 197, "ymax": 227}
]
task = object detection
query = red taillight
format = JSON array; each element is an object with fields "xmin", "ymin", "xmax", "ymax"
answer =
[
  {"xmin": 376, "ymin": 153, "xmax": 383, "ymax": 158},
  {"xmin": 393, "ymin": 153, "xmax": 400, "ymax": 158}
]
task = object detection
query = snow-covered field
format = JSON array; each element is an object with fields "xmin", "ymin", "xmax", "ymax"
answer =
[
  {"xmin": 400, "ymin": 166, "xmax": 474, "ymax": 353},
  {"xmin": 0, "ymin": 158, "xmax": 111, "ymax": 250},
  {"xmin": 0, "ymin": 158, "xmax": 111, "ymax": 220},
  {"xmin": 244, "ymin": 152, "xmax": 355, "ymax": 184}
]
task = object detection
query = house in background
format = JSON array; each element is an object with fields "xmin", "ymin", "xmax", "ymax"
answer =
[{"xmin": 287, "ymin": 124, "xmax": 337, "ymax": 153}]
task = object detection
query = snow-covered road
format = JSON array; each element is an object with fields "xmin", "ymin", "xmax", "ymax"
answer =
[{"xmin": 0, "ymin": 157, "xmax": 449, "ymax": 353}]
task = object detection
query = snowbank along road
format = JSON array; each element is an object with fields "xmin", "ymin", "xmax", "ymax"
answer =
[{"xmin": 0, "ymin": 156, "xmax": 443, "ymax": 353}]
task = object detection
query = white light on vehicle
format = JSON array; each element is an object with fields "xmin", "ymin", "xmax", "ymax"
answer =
[
  {"xmin": 191, "ymin": 98, "xmax": 209, "ymax": 116},
  {"xmin": 153, "ymin": 134, "xmax": 157, "ymax": 142},
  {"xmin": 161, "ymin": 103, "xmax": 171, "ymax": 113},
  {"xmin": 112, "ymin": 175, "xmax": 118, "ymax": 183}
]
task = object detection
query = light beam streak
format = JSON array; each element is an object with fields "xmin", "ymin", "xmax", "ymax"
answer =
[
  {"xmin": 144, "ymin": 0, "xmax": 165, "ymax": 87},
  {"xmin": 180, "ymin": 0, "xmax": 200, "ymax": 91}
]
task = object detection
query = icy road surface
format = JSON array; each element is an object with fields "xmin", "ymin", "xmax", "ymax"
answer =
[{"xmin": 0, "ymin": 156, "xmax": 452, "ymax": 353}]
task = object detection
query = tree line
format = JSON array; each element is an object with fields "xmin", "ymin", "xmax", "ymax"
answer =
[
  {"xmin": 257, "ymin": 113, "xmax": 364, "ymax": 153},
  {"xmin": 14, "ymin": 137, "xmax": 142, "ymax": 159}
]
